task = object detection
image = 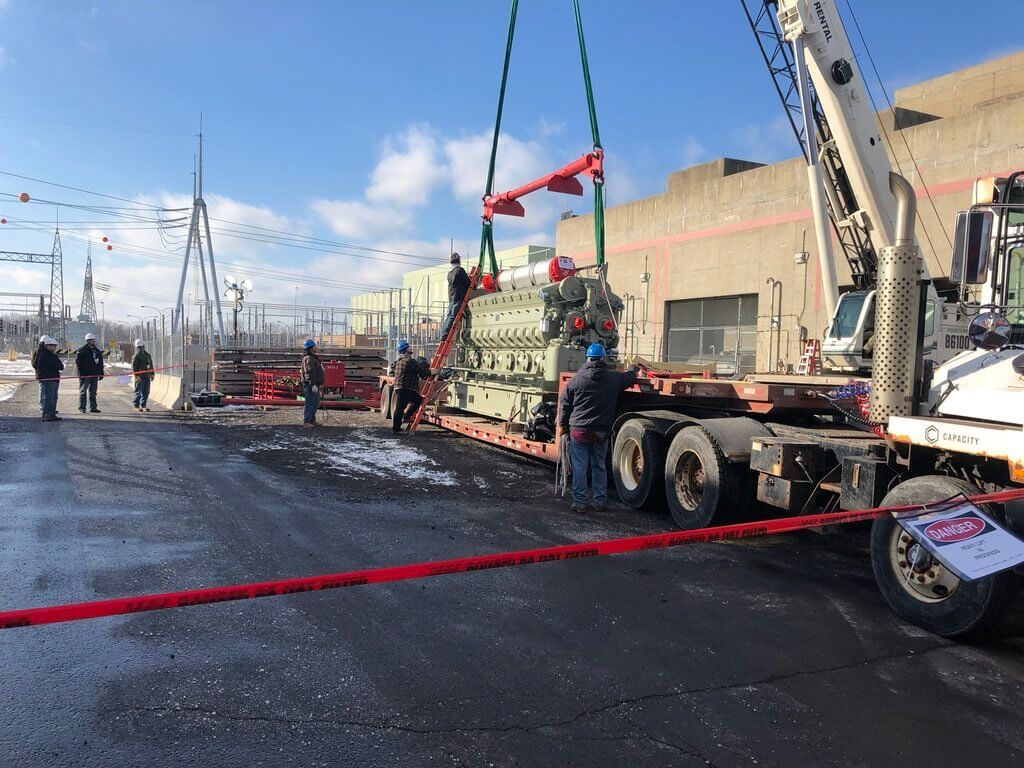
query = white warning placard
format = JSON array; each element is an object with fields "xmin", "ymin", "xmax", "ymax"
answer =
[{"xmin": 898, "ymin": 496, "xmax": 1024, "ymax": 581}]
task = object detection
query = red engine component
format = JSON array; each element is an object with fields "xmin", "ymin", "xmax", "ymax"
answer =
[
  {"xmin": 547, "ymin": 256, "xmax": 577, "ymax": 283},
  {"xmin": 572, "ymin": 317, "xmax": 586, "ymax": 330}
]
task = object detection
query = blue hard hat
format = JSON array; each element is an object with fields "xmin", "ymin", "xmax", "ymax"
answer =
[
  {"xmin": 303, "ymin": 339, "xmax": 316, "ymax": 349},
  {"xmin": 586, "ymin": 342, "xmax": 607, "ymax": 359},
  {"xmin": 396, "ymin": 340, "xmax": 410, "ymax": 353}
]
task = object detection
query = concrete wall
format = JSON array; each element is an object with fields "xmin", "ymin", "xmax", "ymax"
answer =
[{"xmin": 555, "ymin": 51, "xmax": 1024, "ymax": 372}]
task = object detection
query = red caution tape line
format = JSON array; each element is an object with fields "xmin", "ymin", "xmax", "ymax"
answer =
[
  {"xmin": 29, "ymin": 363, "xmax": 191, "ymax": 383},
  {"xmin": 3, "ymin": 488, "xmax": 1024, "ymax": 630}
]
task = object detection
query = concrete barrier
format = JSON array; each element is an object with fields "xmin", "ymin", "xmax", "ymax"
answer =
[{"xmin": 123, "ymin": 373, "xmax": 184, "ymax": 410}]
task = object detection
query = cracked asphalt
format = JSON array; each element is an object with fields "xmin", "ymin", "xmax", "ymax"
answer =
[{"xmin": 1, "ymin": 378, "xmax": 1023, "ymax": 767}]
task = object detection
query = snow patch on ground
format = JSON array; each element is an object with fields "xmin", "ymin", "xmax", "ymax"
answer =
[
  {"xmin": 0, "ymin": 382, "xmax": 20, "ymax": 402},
  {"xmin": 243, "ymin": 432, "xmax": 457, "ymax": 486},
  {"xmin": 219, "ymin": 404, "xmax": 261, "ymax": 411},
  {"xmin": 0, "ymin": 358, "xmax": 36, "ymax": 378}
]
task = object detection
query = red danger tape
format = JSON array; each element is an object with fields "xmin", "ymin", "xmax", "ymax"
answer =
[
  {"xmin": 3, "ymin": 488, "xmax": 1024, "ymax": 630},
  {"xmin": 30, "ymin": 363, "xmax": 192, "ymax": 383}
]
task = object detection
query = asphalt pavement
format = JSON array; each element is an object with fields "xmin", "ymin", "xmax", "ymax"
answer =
[{"xmin": 1, "ymin": 376, "xmax": 1022, "ymax": 767}]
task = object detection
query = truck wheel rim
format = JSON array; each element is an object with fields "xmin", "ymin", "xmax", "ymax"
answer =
[
  {"xmin": 889, "ymin": 526, "xmax": 960, "ymax": 603},
  {"xmin": 673, "ymin": 450, "xmax": 704, "ymax": 511},
  {"xmin": 619, "ymin": 436, "xmax": 643, "ymax": 492}
]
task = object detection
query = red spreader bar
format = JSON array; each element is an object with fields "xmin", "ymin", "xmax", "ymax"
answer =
[
  {"xmin": 3, "ymin": 488, "xmax": 1024, "ymax": 631},
  {"xmin": 483, "ymin": 149, "xmax": 603, "ymax": 220}
]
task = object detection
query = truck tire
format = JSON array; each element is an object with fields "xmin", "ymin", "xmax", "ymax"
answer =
[
  {"xmin": 611, "ymin": 419, "xmax": 665, "ymax": 510},
  {"xmin": 380, "ymin": 384, "xmax": 393, "ymax": 420},
  {"xmin": 663, "ymin": 426, "xmax": 745, "ymax": 529},
  {"xmin": 870, "ymin": 476, "xmax": 1018, "ymax": 638}
]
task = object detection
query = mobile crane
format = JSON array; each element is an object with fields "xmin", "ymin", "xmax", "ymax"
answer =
[{"xmin": 743, "ymin": 0, "xmax": 971, "ymax": 373}]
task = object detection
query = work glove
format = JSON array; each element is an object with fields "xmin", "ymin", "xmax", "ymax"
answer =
[{"xmin": 312, "ymin": 385, "xmax": 320, "ymax": 394}]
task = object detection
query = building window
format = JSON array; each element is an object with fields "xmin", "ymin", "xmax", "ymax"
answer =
[{"xmin": 664, "ymin": 294, "xmax": 759, "ymax": 374}]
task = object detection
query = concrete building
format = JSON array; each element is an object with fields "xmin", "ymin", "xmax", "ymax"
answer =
[
  {"xmin": 350, "ymin": 244, "xmax": 555, "ymax": 343},
  {"xmin": 556, "ymin": 51, "xmax": 1024, "ymax": 374}
]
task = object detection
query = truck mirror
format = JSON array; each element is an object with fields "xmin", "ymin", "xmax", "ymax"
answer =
[{"xmin": 951, "ymin": 210, "xmax": 993, "ymax": 284}]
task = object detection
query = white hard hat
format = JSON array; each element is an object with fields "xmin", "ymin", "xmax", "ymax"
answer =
[
  {"xmin": 135, "ymin": 338, "xmax": 145, "ymax": 347},
  {"xmin": 85, "ymin": 333, "xmax": 97, "ymax": 341},
  {"xmin": 40, "ymin": 335, "xmax": 57, "ymax": 345}
]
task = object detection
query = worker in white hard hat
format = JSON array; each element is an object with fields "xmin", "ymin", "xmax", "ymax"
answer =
[
  {"xmin": 75, "ymin": 333, "xmax": 105, "ymax": 413},
  {"xmin": 131, "ymin": 339, "xmax": 154, "ymax": 412},
  {"xmin": 31, "ymin": 335, "xmax": 64, "ymax": 422}
]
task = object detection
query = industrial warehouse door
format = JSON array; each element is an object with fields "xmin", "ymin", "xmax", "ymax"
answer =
[{"xmin": 664, "ymin": 295, "xmax": 758, "ymax": 375}]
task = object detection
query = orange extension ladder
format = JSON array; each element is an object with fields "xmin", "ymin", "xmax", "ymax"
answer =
[{"xmin": 407, "ymin": 266, "xmax": 480, "ymax": 432}]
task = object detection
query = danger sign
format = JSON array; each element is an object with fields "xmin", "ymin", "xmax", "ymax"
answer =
[{"xmin": 899, "ymin": 497, "xmax": 1024, "ymax": 581}]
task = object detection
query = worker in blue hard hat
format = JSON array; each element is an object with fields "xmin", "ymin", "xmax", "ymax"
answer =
[
  {"xmin": 300, "ymin": 339, "xmax": 324, "ymax": 427},
  {"xmin": 557, "ymin": 342, "xmax": 639, "ymax": 512},
  {"xmin": 391, "ymin": 339, "xmax": 430, "ymax": 434}
]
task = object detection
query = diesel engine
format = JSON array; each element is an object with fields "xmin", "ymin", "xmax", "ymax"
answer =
[{"xmin": 450, "ymin": 257, "xmax": 623, "ymax": 434}]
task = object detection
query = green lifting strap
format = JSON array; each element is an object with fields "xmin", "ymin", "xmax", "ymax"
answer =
[
  {"xmin": 479, "ymin": 0, "xmax": 519, "ymax": 279},
  {"xmin": 479, "ymin": 0, "xmax": 605, "ymax": 276},
  {"xmin": 572, "ymin": 0, "xmax": 605, "ymax": 269}
]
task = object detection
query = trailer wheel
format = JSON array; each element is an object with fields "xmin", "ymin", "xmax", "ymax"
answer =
[
  {"xmin": 611, "ymin": 419, "xmax": 665, "ymax": 510},
  {"xmin": 871, "ymin": 476, "xmax": 1018, "ymax": 638},
  {"xmin": 380, "ymin": 384, "xmax": 393, "ymax": 420},
  {"xmin": 663, "ymin": 426, "xmax": 742, "ymax": 529}
]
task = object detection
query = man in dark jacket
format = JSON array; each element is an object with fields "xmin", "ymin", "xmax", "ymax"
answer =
[
  {"xmin": 75, "ymin": 333, "xmax": 105, "ymax": 413},
  {"xmin": 439, "ymin": 252, "xmax": 471, "ymax": 341},
  {"xmin": 32, "ymin": 335, "xmax": 64, "ymax": 422},
  {"xmin": 300, "ymin": 339, "xmax": 325, "ymax": 427},
  {"xmin": 391, "ymin": 340, "xmax": 430, "ymax": 434},
  {"xmin": 557, "ymin": 343, "xmax": 638, "ymax": 512},
  {"xmin": 132, "ymin": 339, "xmax": 155, "ymax": 412}
]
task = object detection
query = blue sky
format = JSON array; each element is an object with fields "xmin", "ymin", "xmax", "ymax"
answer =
[{"xmin": 0, "ymin": 0, "xmax": 1020, "ymax": 319}]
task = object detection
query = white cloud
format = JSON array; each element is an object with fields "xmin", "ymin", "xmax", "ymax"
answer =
[
  {"xmin": 444, "ymin": 131, "xmax": 549, "ymax": 202},
  {"xmin": 311, "ymin": 199, "xmax": 408, "ymax": 240},
  {"xmin": 729, "ymin": 115, "xmax": 797, "ymax": 164},
  {"xmin": 537, "ymin": 118, "xmax": 565, "ymax": 137},
  {"xmin": 681, "ymin": 135, "xmax": 707, "ymax": 167},
  {"xmin": 366, "ymin": 125, "xmax": 445, "ymax": 206}
]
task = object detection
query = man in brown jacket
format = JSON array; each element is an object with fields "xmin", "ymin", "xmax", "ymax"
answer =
[
  {"xmin": 300, "ymin": 339, "xmax": 325, "ymax": 427},
  {"xmin": 391, "ymin": 340, "xmax": 430, "ymax": 434}
]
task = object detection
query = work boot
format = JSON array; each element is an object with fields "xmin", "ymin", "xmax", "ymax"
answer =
[
  {"xmin": 570, "ymin": 503, "xmax": 587, "ymax": 513},
  {"xmin": 303, "ymin": 422, "xmax": 317, "ymax": 429},
  {"xmin": 143, "ymin": 407, "xmax": 151, "ymax": 412},
  {"xmin": 78, "ymin": 408, "xmax": 86, "ymax": 414},
  {"xmin": 90, "ymin": 408, "xmax": 101, "ymax": 413},
  {"xmin": 590, "ymin": 503, "xmax": 606, "ymax": 513}
]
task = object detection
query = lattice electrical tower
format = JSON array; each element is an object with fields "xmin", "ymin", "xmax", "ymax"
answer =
[
  {"xmin": 0, "ymin": 226, "xmax": 66, "ymax": 343},
  {"xmin": 172, "ymin": 123, "xmax": 226, "ymax": 341},
  {"xmin": 79, "ymin": 243, "xmax": 97, "ymax": 322}
]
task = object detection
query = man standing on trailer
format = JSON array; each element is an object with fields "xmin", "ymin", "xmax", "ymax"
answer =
[
  {"xmin": 300, "ymin": 338, "xmax": 325, "ymax": 428},
  {"xmin": 75, "ymin": 333, "xmax": 105, "ymax": 413},
  {"xmin": 439, "ymin": 252, "xmax": 470, "ymax": 341},
  {"xmin": 557, "ymin": 343, "xmax": 638, "ymax": 512},
  {"xmin": 391, "ymin": 340, "xmax": 430, "ymax": 434}
]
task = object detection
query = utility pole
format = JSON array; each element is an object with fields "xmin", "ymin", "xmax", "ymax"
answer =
[{"xmin": 173, "ymin": 116, "xmax": 226, "ymax": 342}]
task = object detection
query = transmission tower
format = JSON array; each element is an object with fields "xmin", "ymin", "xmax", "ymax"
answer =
[
  {"xmin": 172, "ymin": 121, "xmax": 226, "ymax": 342},
  {"xmin": 49, "ymin": 226, "xmax": 65, "ymax": 343},
  {"xmin": 79, "ymin": 242, "xmax": 97, "ymax": 322}
]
